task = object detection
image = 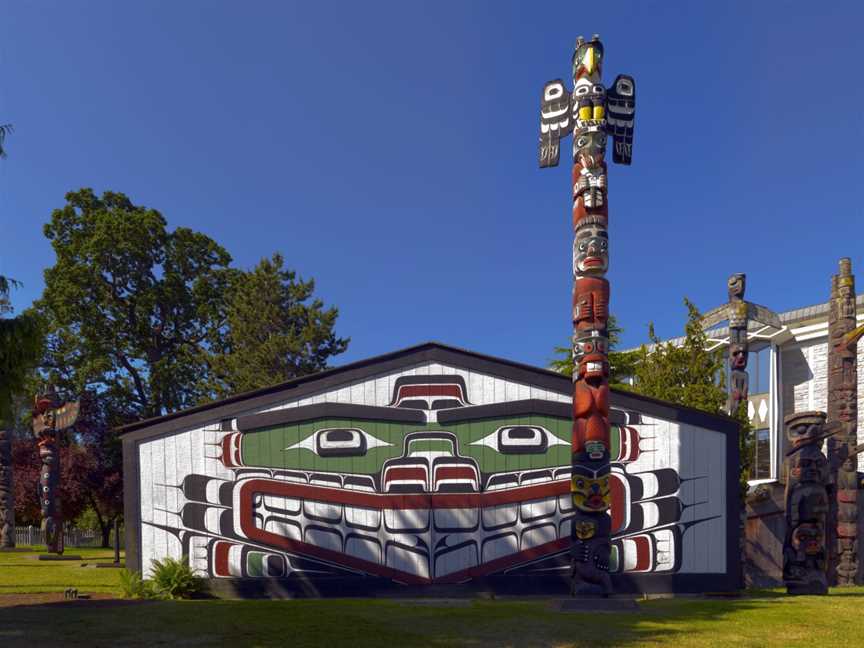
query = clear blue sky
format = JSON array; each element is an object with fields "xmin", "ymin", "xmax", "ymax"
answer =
[{"xmin": 2, "ymin": 1, "xmax": 863, "ymax": 367}]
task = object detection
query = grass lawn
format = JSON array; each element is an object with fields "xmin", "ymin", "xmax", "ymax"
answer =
[
  {"xmin": 0, "ymin": 545, "xmax": 124, "ymax": 595},
  {"xmin": 1, "ymin": 547, "xmax": 862, "ymax": 647}
]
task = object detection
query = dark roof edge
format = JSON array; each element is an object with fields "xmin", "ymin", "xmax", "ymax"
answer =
[
  {"xmin": 116, "ymin": 341, "xmax": 572, "ymax": 436},
  {"xmin": 117, "ymin": 340, "xmax": 738, "ymax": 442}
]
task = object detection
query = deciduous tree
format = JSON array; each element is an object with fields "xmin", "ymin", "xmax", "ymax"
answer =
[{"xmin": 35, "ymin": 188, "xmax": 234, "ymax": 420}]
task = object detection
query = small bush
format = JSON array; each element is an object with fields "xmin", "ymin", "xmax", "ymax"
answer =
[
  {"xmin": 149, "ymin": 556, "xmax": 205, "ymax": 600},
  {"xmin": 118, "ymin": 568, "xmax": 155, "ymax": 599}
]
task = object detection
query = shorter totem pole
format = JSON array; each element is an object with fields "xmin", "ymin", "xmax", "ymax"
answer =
[
  {"xmin": 0, "ymin": 429, "xmax": 14, "ymax": 548},
  {"xmin": 32, "ymin": 393, "xmax": 79, "ymax": 554},
  {"xmin": 783, "ymin": 411, "xmax": 838, "ymax": 595}
]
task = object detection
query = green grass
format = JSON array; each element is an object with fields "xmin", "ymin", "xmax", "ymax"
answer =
[
  {"xmin": 0, "ymin": 545, "xmax": 125, "ymax": 595},
  {"xmin": 0, "ymin": 547, "xmax": 862, "ymax": 647}
]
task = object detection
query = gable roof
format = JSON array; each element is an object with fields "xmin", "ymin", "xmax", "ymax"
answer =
[
  {"xmin": 117, "ymin": 340, "xmax": 737, "ymax": 442},
  {"xmin": 117, "ymin": 341, "xmax": 571, "ymax": 438}
]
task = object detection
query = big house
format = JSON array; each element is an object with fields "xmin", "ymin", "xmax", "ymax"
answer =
[{"xmin": 119, "ymin": 342, "xmax": 740, "ymax": 596}]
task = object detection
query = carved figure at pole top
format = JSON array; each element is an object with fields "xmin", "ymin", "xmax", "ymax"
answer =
[
  {"xmin": 538, "ymin": 34, "xmax": 635, "ymax": 596},
  {"xmin": 783, "ymin": 411, "xmax": 838, "ymax": 595},
  {"xmin": 32, "ymin": 391, "xmax": 79, "ymax": 555}
]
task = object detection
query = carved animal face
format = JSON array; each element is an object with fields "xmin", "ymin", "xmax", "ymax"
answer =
[
  {"xmin": 577, "ymin": 355, "xmax": 609, "ymax": 382},
  {"xmin": 571, "ymin": 468, "xmax": 611, "ymax": 513},
  {"xmin": 573, "ymin": 129, "xmax": 607, "ymax": 168},
  {"xmin": 791, "ymin": 455, "xmax": 825, "ymax": 483},
  {"xmin": 573, "ymin": 330, "xmax": 608, "ymax": 362},
  {"xmin": 787, "ymin": 421, "xmax": 824, "ymax": 446},
  {"xmin": 572, "ymin": 36, "xmax": 604, "ymax": 80},
  {"xmin": 727, "ymin": 274, "xmax": 746, "ymax": 301},
  {"xmin": 792, "ymin": 523, "xmax": 823, "ymax": 556},
  {"xmin": 573, "ymin": 222, "xmax": 608, "ymax": 275},
  {"xmin": 574, "ymin": 520, "xmax": 597, "ymax": 540}
]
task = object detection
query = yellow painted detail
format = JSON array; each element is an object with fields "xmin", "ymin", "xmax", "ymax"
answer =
[
  {"xmin": 593, "ymin": 105, "xmax": 605, "ymax": 120},
  {"xmin": 584, "ymin": 47, "xmax": 596, "ymax": 75},
  {"xmin": 571, "ymin": 474, "xmax": 611, "ymax": 513},
  {"xmin": 578, "ymin": 106, "xmax": 592, "ymax": 120}
]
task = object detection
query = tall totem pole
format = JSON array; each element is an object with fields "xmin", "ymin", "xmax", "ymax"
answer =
[
  {"xmin": 538, "ymin": 35, "xmax": 635, "ymax": 595},
  {"xmin": 31, "ymin": 393, "xmax": 79, "ymax": 554},
  {"xmin": 827, "ymin": 258, "xmax": 864, "ymax": 585}
]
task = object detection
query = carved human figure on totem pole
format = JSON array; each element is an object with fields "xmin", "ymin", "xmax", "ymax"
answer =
[
  {"xmin": 726, "ymin": 273, "xmax": 749, "ymax": 416},
  {"xmin": 538, "ymin": 34, "xmax": 635, "ymax": 595},
  {"xmin": 783, "ymin": 411, "xmax": 838, "ymax": 595},
  {"xmin": 0, "ymin": 429, "xmax": 14, "ymax": 548},
  {"xmin": 826, "ymin": 258, "xmax": 864, "ymax": 586},
  {"xmin": 31, "ymin": 392, "xmax": 79, "ymax": 554}
]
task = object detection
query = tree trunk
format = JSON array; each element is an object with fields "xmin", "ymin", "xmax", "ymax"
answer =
[
  {"xmin": 0, "ymin": 430, "xmax": 14, "ymax": 548},
  {"xmin": 100, "ymin": 519, "xmax": 111, "ymax": 548}
]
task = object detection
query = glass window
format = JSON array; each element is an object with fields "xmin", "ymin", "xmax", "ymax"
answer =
[
  {"xmin": 749, "ymin": 427, "xmax": 771, "ymax": 480},
  {"xmin": 751, "ymin": 346, "xmax": 770, "ymax": 394}
]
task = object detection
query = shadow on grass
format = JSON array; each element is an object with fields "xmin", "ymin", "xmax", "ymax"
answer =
[{"xmin": 0, "ymin": 594, "xmax": 834, "ymax": 648}]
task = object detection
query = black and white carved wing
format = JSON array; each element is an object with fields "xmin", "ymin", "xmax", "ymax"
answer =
[
  {"xmin": 539, "ymin": 79, "xmax": 572, "ymax": 168},
  {"xmin": 607, "ymin": 74, "xmax": 635, "ymax": 165}
]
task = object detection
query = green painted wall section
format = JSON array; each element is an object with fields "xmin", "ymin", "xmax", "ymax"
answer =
[{"xmin": 239, "ymin": 415, "xmax": 626, "ymax": 474}]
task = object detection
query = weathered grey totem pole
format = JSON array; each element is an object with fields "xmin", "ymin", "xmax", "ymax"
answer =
[
  {"xmin": 0, "ymin": 429, "xmax": 14, "ymax": 548},
  {"xmin": 827, "ymin": 258, "xmax": 864, "ymax": 585},
  {"xmin": 701, "ymin": 274, "xmax": 782, "ymax": 416},
  {"xmin": 783, "ymin": 411, "xmax": 838, "ymax": 594},
  {"xmin": 32, "ymin": 393, "xmax": 79, "ymax": 554},
  {"xmin": 538, "ymin": 35, "xmax": 635, "ymax": 595}
]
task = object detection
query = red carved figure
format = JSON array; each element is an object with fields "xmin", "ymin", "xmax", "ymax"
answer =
[{"xmin": 539, "ymin": 34, "xmax": 635, "ymax": 596}]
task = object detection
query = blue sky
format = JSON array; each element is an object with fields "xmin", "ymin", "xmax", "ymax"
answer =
[{"xmin": 2, "ymin": 1, "xmax": 863, "ymax": 367}]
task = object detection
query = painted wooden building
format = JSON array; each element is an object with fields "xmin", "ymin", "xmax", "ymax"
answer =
[{"xmin": 119, "ymin": 342, "xmax": 740, "ymax": 595}]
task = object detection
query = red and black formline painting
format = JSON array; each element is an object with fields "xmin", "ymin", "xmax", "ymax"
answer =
[{"xmin": 122, "ymin": 344, "xmax": 740, "ymax": 595}]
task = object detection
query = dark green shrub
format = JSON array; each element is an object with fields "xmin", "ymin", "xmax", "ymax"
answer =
[
  {"xmin": 149, "ymin": 556, "xmax": 205, "ymax": 600},
  {"xmin": 118, "ymin": 568, "xmax": 155, "ymax": 599}
]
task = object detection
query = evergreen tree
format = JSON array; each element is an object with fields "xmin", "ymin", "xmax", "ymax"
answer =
[
  {"xmin": 204, "ymin": 253, "xmax": 349, "ymax": 397},
  {"xmin": 0, "ymin": 277, "xmax": 42, "ymax": 423}
]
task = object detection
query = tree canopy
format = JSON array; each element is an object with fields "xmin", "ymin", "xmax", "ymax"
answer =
[
  {"xmin": 35, "ymin": 189, "xmax": 350, "ymax": 420},
  {"xmin": 0, "ymin": 277, "xmax": 42, "ymax": 424},
  {"xmin": 205, "ymin": 253, "xmax": 349, "ymax": 398},
  {"xmin": 36, "ymin": 188, "xmax": 235, "ymax": 421}
]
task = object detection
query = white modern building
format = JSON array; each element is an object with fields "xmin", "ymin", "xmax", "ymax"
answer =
[{"xmin": 628, "ymin": 294, "xmax": 864, "ymax": 486}]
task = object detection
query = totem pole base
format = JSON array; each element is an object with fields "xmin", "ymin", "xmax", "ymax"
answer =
[
  {"xmin": 786, "ymin": 576, "xmax": 828, "ymax": 596},
  {"xmin": 557, "ymin": 598, "xmax": 640, "ymax": 613}
]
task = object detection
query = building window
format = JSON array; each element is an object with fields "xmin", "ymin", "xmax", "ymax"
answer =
[
  {"xmin": 749, "ymin": 427, "xmax": 771, "ymax": 481},
  {"xmin": 751, "ymin": 346, "xmax": 770, "ymax": 395}
]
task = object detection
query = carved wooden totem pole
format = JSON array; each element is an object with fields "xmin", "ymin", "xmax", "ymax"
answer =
[
  {"xmin": 783, "ymin": 411, "xmax": 837, "ymax": 594},
  {"xmin": 700, "ymin": 274, "xmax": 781, "ymax": 416},
  {"xmin": 827, "ymin": 258, "xmax": 864, "ymax": 585},
  {"xmin": 32, "ymin": 393, "xmax": 79, "ymax": 554},
  {"xmin": 538, "ymin": 34, "xmax": 635, "ymax": 595},
  {"xmin": 0, "ymin": 429, "xmax": 13, "ymax": 548}
]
